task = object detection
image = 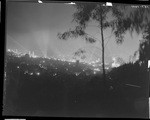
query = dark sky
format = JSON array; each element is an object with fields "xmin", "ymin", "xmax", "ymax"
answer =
[{"xmin": 6, "ymin": 2, "xmax": 143, "ymax": 63}]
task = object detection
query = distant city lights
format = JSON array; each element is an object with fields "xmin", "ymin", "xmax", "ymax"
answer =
[
  {"xmin": 7, "ymin": 48, "xmax": 111, "ymax": 76},
  {"xmin": 93, "ymin": 68, "xmax": 100, "ymax": 71}
]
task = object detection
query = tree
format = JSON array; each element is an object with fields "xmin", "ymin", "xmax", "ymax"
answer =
[
  {"xmin": 57, "ymin": 3, "xmax": 125, "ymax": 85},
  {"xmin": 57, "ymin": 2, "xmax": 150, "ymax": 85},
  {"xmin": 123, "ymin": 5, "xmax": 150, "ymax": 67},
  {"xmin": 136, "ymin": 23, "xmax": 150, "ymax": 67}
]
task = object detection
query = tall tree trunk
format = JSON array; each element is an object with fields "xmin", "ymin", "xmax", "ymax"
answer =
[{"xmin": 100, "ymin": 14, "xmax": 106, "ymax": 84}]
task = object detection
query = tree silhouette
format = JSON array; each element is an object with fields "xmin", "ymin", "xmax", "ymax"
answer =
[
  {"xmin": 57, "ymin": 3, "xmax": 125, "ymax": 84},
  {"xmin": 57, "ymin": 3, "xmax": 150, "ymax": 85},
  {"xmin": 136, "ymin": 23, "xmax": 150, "ymax": 67}
]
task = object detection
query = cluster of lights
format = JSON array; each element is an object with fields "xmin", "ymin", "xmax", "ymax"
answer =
[
  {"xmin": 8, "ymin": 49, "xmax": 100, "ymax": 66},
  {"xmin": 8, "ymin": 48, "xmax": 108, "ymax": 76},
  {"xmin": 93, "ymin": 68, "xmax": 100, "ymax": 72},
  {"xmin": 23, "ymin": 69, "xmax": 40, "ymax": 76},
  {"xmin": 131, "ymin": 5, "xmax": 149, "ymax": 8},
  {"xmin": 7, "ymin": 49, "xmax": 25, "ymax": 57},
  {"xmin": 39, "ymin": 64, "xmax": 47, "ymax": 70},
  {"xmin": 7, "ymin": 49, "xmax": 39, "ymax": 58}
]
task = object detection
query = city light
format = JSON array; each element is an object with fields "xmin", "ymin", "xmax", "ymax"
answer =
[
  {"xmin": 75, "ymin": 72, "xmax": 80, "ymax": 76},
  {"xmin": 38, "ymin": 0, "xmax": 43, "ymax": 3},
  {"xmin": 30, "ymin": 72, "xmax": 33, "ymax": 75},
  {"xmin": 53, "ymin": 73, "xmax": 57, "ymax": 76},
  {"xmin": 93, "ymin": 71, "xmax": 96, "ymax": 74},
  {"xmin": 93, "ymin": 68, "xmax": 100, "ymax": 71},
  {"xmin": 65, "ymin": 2, "xmax": 76, "ymax": 5},
  {"xmin": 36, "ymin": 72, "xmax": 40, "ymax": 76}
]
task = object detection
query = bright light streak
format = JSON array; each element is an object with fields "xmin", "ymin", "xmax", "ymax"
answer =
[{"xmin": 125, "ymin": 84, "xmax": 141, "ymax": 88}]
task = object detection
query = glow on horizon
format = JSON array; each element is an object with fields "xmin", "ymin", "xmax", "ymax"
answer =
[{"xmin": 111, "ymin": 57, "xmax": 120, "ymax": 68}]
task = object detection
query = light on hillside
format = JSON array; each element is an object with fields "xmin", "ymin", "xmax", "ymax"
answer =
[
  {"xmin": 148, "ymin": 60, "xmax": 150, "ymax": 69},
  {"xmin": 65, "ymin": 2, "xmax": 76, "ymax": 5},
  {"xmin": 106, "ymin": 2, "xmax": 112, "ymax": 6},
  {"xmin": 38, "ymin": 0, "xmax": 43, "ymax": 3}
]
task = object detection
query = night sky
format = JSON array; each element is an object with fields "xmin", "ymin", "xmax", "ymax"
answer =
[{"xmin": 6, "ymin": 2, "xmax": 143, "ymax": 63}]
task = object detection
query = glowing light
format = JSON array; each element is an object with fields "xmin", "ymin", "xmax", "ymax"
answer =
[
  {"xmin": 93, "ymin": 68, "xmax": 100, "ymax": 71},
  {"xmin": 65, "ymin": 2, "xmax": 76, "ymax": 5},
  {"xmin": 35, "ymin": 72, "xmax": 40, "ymax": 76},
  {"xmin": 93, "ymin": 71, "xmax": 96, "ymax": 74},
  {"xmin": 4, "ymin": 72, "xmax": 6, "ymax": 78},
  {"xmin": 148, "ymin": 60, "xmax": 150, "ymax": 68},
  {"xmin": 106, "ymin": 2, "xmax": 112, "ymax": 6},
  {"xmin": 7, "ymin": 49, "xmax": 11, "ymax": 52},
  {"xmin": 75, "ymin": 72, "xmax": 80, "ymax": 76},
  {"xmin": 38, "ymin": 0, "xmax": 43, "ymax": 3},
  {"xmin": 92, "ymin": 64, "xmax": 96, "ymax": 67},
  {"xmin": 53, "ymin": 73, "xmax": 57, "ymax": 76},
  {"xmin": 112, "ymin": 57, "xmax": 120, "ymax": 68},
  {"xmin": 17, "ymin": 66, "xmax": 20, "ymax": 69},
  {"xmin": 30, "ymin": 73, "xmax": 33, "ymax": 75},
  {"xmin": 105, "ymin": 67, "xmax": 109, "ymax": 70}
]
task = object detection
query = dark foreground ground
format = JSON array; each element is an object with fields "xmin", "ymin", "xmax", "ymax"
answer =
[{"xmin": 3, "ymin": 54, "xmax": 149, "ymax": 118}]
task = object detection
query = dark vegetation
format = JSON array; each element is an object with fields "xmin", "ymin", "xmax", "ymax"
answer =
[{"xmin": 3, "ymin": 51, "xmax": 149, "ymax": 118}]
